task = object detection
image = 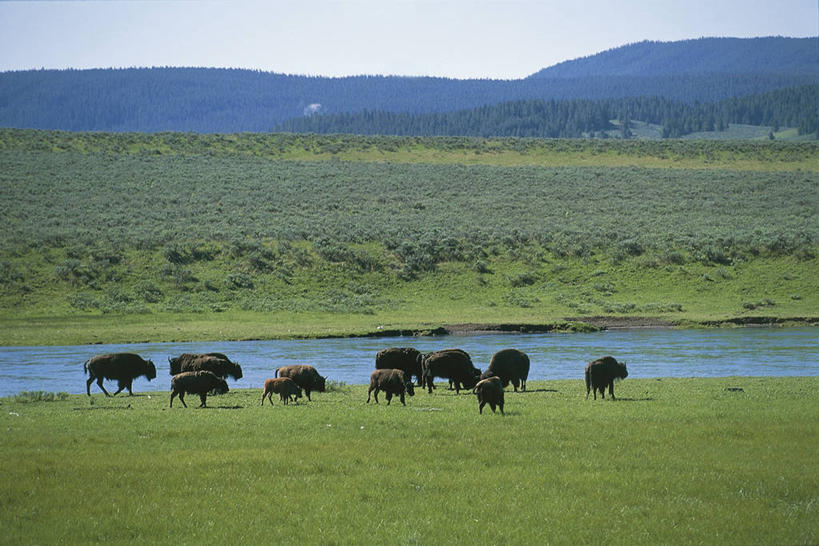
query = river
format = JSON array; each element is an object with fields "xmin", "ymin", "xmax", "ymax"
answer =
[{"xmin": 0, "ymin": 327, "xmax": 816, "ymax": 397}]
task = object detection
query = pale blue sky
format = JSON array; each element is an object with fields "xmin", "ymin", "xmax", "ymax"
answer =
[{"xmin": 0, "ymin": 0, "xmax": 816, "ymax": 79}]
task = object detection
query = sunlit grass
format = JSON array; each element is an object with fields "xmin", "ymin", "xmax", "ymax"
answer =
[{"xmin": 1, "ymin": 377, "xmax": 816, "ymax": 544}]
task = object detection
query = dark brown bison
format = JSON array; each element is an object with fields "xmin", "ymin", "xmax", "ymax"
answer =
[
  {"xmin": 170, "ymin": 370, "xmax": 229, "ymax": 408},
  {"xmin": 275, "ymin": 365, "xmax": 327, "ymax": 401},
  {"xmin": 168, "ymin": 353, "xmax": 242, "ymax": 380},
  {"xmin": 367, "ymin": 369, "xmax": 415, "ymax": 406},
  {"xmin": 84, "ymin": 353, "xmax": 157, "ymax": 396},
  {"xmin": 481, "ymin": 348, "xmax": 530, "ymax": 392},
  {"xmin": 420, "ymin": 349, "xmax": 481, "ymax": 394},
  {"xmin": 260, "ymin": 377, "xmax": 303, "ymax": 406},
  {"xmin": 585, "ymin": 356, "xmax": 628, "ymax": 400},
  {"xmin": 375, "ymin": 347, "xmax": 423, "ymax": 385},
  {"xmin": 473, "ymin": 376, "xmax": 505, "ymax": 414}
]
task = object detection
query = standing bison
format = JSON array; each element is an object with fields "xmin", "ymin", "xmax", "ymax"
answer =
[
  {"xmin": 261, "ymin": 377, "xmax": 303, "ymax": 406},
  {"xmin": 168, "ymin": 353, "xmax": 242, "ymax": 380},
  {"xmin": 481, "ymin": 348, "xmax": 530, "ymax": 392},
  {"xmin": 275, "ymin": 365, "xmax": 327, "ymax": 401},
  {"xmin": 420, "ymin": 349, "xmax": 481, "ymax": 394},
  {"xmin": 84, "ymin": 353, "xmax": 157, "ymax": 396},
  {"xmin": 375, "ymin": 347, "xmax": 422, "ymax": 385},
  {"xmin": 473, "ymin": 376, "xmax": 505, "ymax": 414},
  {"xmin": 367, "ymin": 369, "xmax": 415, "ymax": 406},
  {"xmin": 170, "ymin": 370, "xmax": 229, "ymax": 408},
  {"xmin": 585, "ymin": 356, "xmax": 628, "ymax": 400}
]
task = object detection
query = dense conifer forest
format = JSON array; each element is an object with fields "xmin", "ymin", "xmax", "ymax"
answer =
[{"xmin": 0, "ymin": 37, "xmax": 816, "ymax": 134}]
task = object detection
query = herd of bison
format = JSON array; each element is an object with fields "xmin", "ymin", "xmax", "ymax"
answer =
[{"xmin": 83, "ymin": 347, "xmax": 629, "ymax": 414}]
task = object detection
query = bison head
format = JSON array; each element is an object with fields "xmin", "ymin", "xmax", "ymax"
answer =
[
  {"xmin": 168, "ymin": 357, "xmax": 181, "ymax": 375},
  {"xmin": 145, "ymin": 360, "xmax": 157, "ymax": 381},
  {"xmin": 615, "ymin": 362, "xmax": 628, "ymax": 380},
  {"xmin": 229, "ymin": 362, "xmax": 243, "ymax": 381},
  {"xmin": 316, "ymin": 375, "xmax": 327, "ymax": 392},
  {"xmin": 210, "ymin": 378, "xmax": 230, "ymax": 395},
  {"xmin": 404, "ymin": 380, "xmax": 415, "ymax": 397}
]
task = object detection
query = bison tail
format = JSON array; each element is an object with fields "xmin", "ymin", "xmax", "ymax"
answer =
[
  {"xmin": 275, "ymin": 368, "xmax": 279, "ymax": 378},
  {"xmin": 83, "ymin": 360, "xmax": 90, "ymax": 375}
]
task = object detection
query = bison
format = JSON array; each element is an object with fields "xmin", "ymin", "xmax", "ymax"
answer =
[
  {"xmin": 473, "ymin": 376, "xmax": 505, "ymax": 414},
  {"xmin": 275, "ymin": 365, "xmax": 327, "ymax": 401},
  {"xmin": 84, "ymin": 353, "xmax": 157, "ymax": 396},
  {"xmin": 170, "ymin": 370, "xmax": 229, "ymax": 408},
  {"xmin": 585, "ymin": 356, "xmax": 628, "ymax": 400},
  {"xmin": 481, "ymin": 348, "xmax": 530, "ymax": 392},
  {"xmin": 375, "ymin": 347, "xmax": 422, "ymax": 386},
  {"xmin": 420, "ymin": 349, "xmax": 481, "ymax": 394},
  {"xmin": 260, "ymin": 377, "xmax": 303, "ymax": 406},
  {"xmin": 168, "ymin": 353, "xmax": 243, "ymax": 380},
  {"xmin": 367, "ymin": 369, "xmax": 415, "ymax": 406}
]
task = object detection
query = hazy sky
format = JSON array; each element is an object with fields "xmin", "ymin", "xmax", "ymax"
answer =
[{"xmin": 1, "ymin": 0, "xmax": 816, "ymax": 79}]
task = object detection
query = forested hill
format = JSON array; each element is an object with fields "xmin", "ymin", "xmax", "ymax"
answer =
[
  {"xmin": 529, "ymin": 37, "xmax": 818, "ymax": 78},
  {"xmin": 275, "ymin": 85, "xmax": 819, "ymax": 139},
  {"xmin": 0, "ymin": 36, "xmax": 816, "ymax": 133}
]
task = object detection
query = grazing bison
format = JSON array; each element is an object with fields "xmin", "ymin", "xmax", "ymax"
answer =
[
  {"xmin": 367, "ymin": 369, "xmax": 415, "ymax": 406},
  {"xmin": 170, "ymin": 371, "xmax": 229, "ymax": 408},
  {"xmin": 275, "ymin": 365, "xmax": 327, "ymax": 401},
  {"xmin": 473, "ymin": 376, "xmax": 505, "ymax": 414},
  {"xmin": 260, "ymin": 377, "xmax": 303, "ymax": 406},
  {"xmin": 84, "ymin": 353, "xmax": 157, "ymax": 396},
  {"xmin": 168, "ymin": 353, "xmax": 243, "ymax": 380},
  {"xmin": 420, "ymin": 349, "xmax": 480, "ymax": 394},
  {"xmin": 375, "ymin": 347, "xmax": 423, "ymax": 385},
  {"xmin": 481, "ymin": 348, "xmax": 530, "ymax": 392},
  {"xmin": 585, "ymin": 356, "xmax": 629, "ymax": 400}
]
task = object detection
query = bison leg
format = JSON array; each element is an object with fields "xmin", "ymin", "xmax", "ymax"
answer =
[
  {"xmin": 399, "ymin": 392, "xmax": 405, "ymax": 406},
  {"xmin": 366, "ymin": 386, "xmax": 374, "ymax": 404},
  {"xmin": 608, "ymin": 381, "xmax": 616, "ymax": 400},
  {"xmin": 511, "ymin": 378, "xmax": 520, "ymax": 392},
  {"xmin": 113, "ymin": 378, "xmax": 133, "ymax": 396},
  {"xmin": 305, "ymin": 389, "xmax": 312, "ymax": 402},
  {"xmin": 198, "ymin": 394, "xmax": 207, "ymax": 407},
  {"xmin": 385, "ymin": 391, "xmax": 393, "ymax": 405},
  {"xmin": 479, "ymin": 400, "xmax": 485, "ymax": 414},
  {"xmin": 95, "ymin": 377, "xmax": 111, "ymax": 397},
  {"xmin": 86, "ymin": 375, "xmax": 95, "ymax": 396},
  {"xmin": 499, "ymin": 401, "xmax": 504, "ymax": 414}
]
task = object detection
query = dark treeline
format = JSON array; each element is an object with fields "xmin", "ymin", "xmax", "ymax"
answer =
[
  {"xmin": 1, "ymin": 37, "xmax": 815, "ymax": 134},
  {"xmin": 275, "ymin": 85, "xmax": 819, "ymax": 138}
]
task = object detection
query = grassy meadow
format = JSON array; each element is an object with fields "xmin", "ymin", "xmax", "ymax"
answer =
[
  {"xmin": 1, "ymin": 377, "xmax": 817, "ymax": 544},
  {"xmin": 0, "ymin": 129, "xmax": 817, "ymax": 345}
]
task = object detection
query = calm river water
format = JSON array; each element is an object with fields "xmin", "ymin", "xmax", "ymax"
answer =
[{"xmin": 0, "ymin": 327, "xmax": 816, "ymax": 397}]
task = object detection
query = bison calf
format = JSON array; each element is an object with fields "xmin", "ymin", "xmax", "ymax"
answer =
[
  {"xmin": 261, "ymin": 377, "xmax": 303, "ymax": 406},
  {"xmin": 473, "ymin": 376, "xmax": 505, "ymax": 414},
  {"xmin": 367, "ymin": 369, "xmax": 415, "ymax": 406},
  {"xmin": 585, "ymin": 356, "xmax": 628, "ymax": 400},
  {"xmin": 85, "ymin": 353, "xmax": 157, "ymax": 397},
  {"xmin": 170, "ymin": 371, "xmax": 229, "ymax": 408}
]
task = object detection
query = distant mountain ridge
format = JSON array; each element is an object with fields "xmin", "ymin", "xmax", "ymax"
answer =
[
  {"xmin": 0, "ymin": 36, "xmax": 815, "ymax": 133},
  {"xmin": 529, "ymin": 37, "xmax": 819, "ymax": 78}
]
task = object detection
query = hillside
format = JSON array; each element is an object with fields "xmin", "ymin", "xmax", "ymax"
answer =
[
  {"xmin": 529, "ymin": 36, "xmax": 819, "ymax": 78},
  {"xmin": 0, "ymin": 130, "xmax": 816, "ymax": 345},
  {"xmin": 0, "ymin": 37, "xmax": 816, "ymax": 133}
]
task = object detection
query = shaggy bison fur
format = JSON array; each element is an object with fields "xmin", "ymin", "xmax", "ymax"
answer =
[
  {"xmin": 585, "ymin": 356, "xmax": 629, "ymax": 400},
  {"xmin": 168, "ymin": 353, "xmax": 243, "ymax": 380},
  {"xmin": 481, "ymin": 348, "xmax": 530, "ymax": 392},
  {"xmin": 170, "ymin": 370, "xmax": 229, "ymax": 408},
  {"xmin": 375, "ymin": 347, "xmax": 422, "ymax": 385},
  {"xmin": 473, "ymin": 376, "xmax": 505, "ymax": 414},
  {"xmin": 420, "ymin": 349, "xmax": 481, "ymax": 394},
  {"xmin": 275, "ymin": 365, "xmax": 327, "ymax": 401},
  {"xmin": 367, "ymin": 369, "xmax": 415, "ymax": 406},
  {"xmin": 260, "ymin": 377, "xmax": 303, "ymax": 406},
  {"xmin": 84, "ymin": 353, "xmax": 157, "ymax": 396}
]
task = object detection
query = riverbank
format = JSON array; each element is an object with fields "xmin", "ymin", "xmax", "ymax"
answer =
[
  {"xmin": 1, "ymin": 311, "xmax": 817, "ymax": 348},
  {"xmin": 2, "ymin": 377, "xmax": 817, "ymax": 544}
]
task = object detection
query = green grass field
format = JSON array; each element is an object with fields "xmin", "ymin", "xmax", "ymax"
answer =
[
  {"xmin": 0, "ymin": 130, "xmax": 816, "ymax": 345},
  {"xmin": 1, "ymin": 377, "xmax": 817, "ymax": 544}
]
